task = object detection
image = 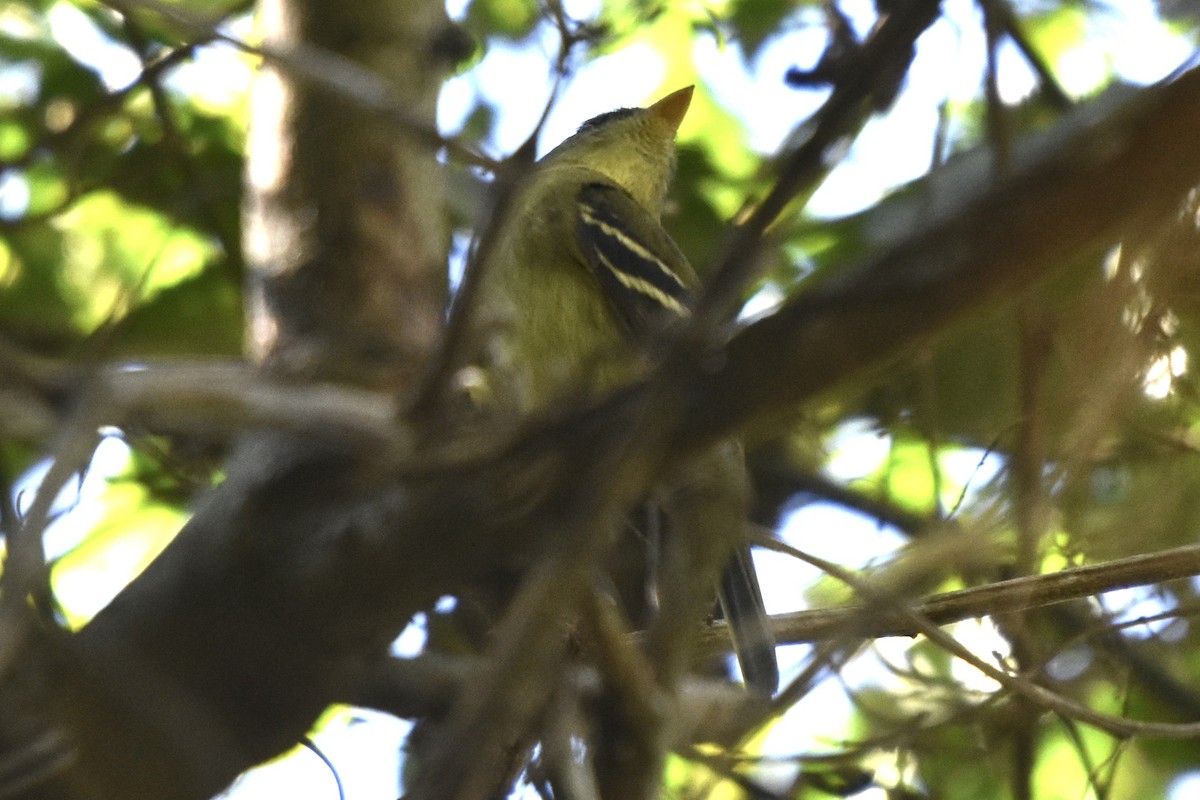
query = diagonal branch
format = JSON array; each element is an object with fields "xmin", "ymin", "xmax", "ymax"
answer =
[
  {"xmin": 695, "ymin": 542, "xmax": 1200, "ymax": 653},
  {"xmin": 680, "ymin": 64, "xmax": 1200, "ymax": 451},
  {"xmin": 696, "ymin": 0, "xmax": 943, "ymax": 324},
  {"xmin": 779, "ymin": 542, "xmax": 1200, "ymax": 739}
]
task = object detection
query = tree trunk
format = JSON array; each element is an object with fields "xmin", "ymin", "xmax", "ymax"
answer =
[{"xmin": 0, "ymin": 1, "xmax": 453, "ymax": 797}]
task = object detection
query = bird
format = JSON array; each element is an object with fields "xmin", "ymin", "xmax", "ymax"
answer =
[{"xmin": 461, "ymin": 85, "xmax": 779, "ymax": 695}]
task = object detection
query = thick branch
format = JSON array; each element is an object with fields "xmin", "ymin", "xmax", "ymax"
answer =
[
  {"xmin": 242, "ymin": 0, "xmax": 449, "ymax": 389},
  {"xmin": 683, "ymin": 67, "xmax": 1200, "ymax": 449}
]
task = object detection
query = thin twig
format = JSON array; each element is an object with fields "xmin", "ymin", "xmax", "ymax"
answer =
[
  {"xmin": 693, "ymin": 0, "xmax": 943, "ymax": 327},
  {"xmin": 100, "ymin": 0, "xmax": 499, "ymax": 171},
  {"xmin": 989, "ymin": 0, "xmax": 1073, "ymax": 111},
  {"xmin": 764, "ymin": 538, "xmax": 1200, "ymax": 738},
  {"xmin": 708, "ymin": 539, "xmax": 1200, "ymax": 647}
]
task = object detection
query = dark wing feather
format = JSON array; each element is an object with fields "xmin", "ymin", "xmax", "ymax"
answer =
[{"xmin": 575, "ymin": 182, "xmax": 694, "ymax": 340}]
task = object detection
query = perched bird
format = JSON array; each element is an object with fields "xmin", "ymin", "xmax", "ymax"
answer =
[{"xmin": 463, "ymin": 86, "xmax": 778, "ymax": 694}]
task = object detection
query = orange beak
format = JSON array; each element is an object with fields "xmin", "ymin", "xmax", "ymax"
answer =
[{"xmin": 649, "ymin": 85, "xmax": 694, "ymax": 134}]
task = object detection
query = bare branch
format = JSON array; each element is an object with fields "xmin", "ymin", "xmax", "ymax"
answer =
[
  {"xmin": 777, "ymin": 542, "xmax": 1200, "ymax": 739},
  {"xmin": 100, "ymin": 0, "xmax": 497, "ymax": 170},
  {"xmin": 693, "ymin": 542, "xmax": 1200, "ymax": 654}
]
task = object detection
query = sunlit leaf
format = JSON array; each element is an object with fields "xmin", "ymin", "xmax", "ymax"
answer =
[
  {"xmin": 879, "ymin": 435, "xmax": 939, "ymax": 516},
  {"xmin": 1025, "ymin": 5, "xmax": 1089, "ymax": 68},
  {"xmin": 22, "ymin": 155, "xmax": 69, "ymax": 216},
  {"xmin": 0, "ymin": 117, "xmax": 32, "ymax": 160},
  {"xmin": 52, "ymin": 190, "xmax": 217, "ymax": 331}
]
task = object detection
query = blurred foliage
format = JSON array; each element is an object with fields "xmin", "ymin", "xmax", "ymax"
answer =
[
  {"xmin": 727, "ymin": 0, "xmax": 800, "ymax": 59},
  {"xmin": 50, "ymin": 442, "xmax": 189, "ymax": 628},
  {"xmin": 4, "ymin": 0, "xmax": 1200, "ymax": 798},
  {"xmin": 0, "ymin": 1, "xmax": 244, "ymax": 368}
]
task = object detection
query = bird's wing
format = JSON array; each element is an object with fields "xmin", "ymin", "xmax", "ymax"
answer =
[{"xmin": 575, "ymin": 181, "xmax": 696, "ymax": 341}]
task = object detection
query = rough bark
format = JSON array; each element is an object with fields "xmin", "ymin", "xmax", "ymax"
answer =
[{"xmin": 243, "ymin": 0, "xmax": 448, "ymax": 390}]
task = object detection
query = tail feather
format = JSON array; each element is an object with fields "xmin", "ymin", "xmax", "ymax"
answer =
[{"xmin": 718, "ymin": 546, "xmax": 778, "ymax": 695}]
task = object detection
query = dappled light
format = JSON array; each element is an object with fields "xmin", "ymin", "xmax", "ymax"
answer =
[{"xmin": 4, "ymin": 1, "xmax": 1200, "ymax": 799}]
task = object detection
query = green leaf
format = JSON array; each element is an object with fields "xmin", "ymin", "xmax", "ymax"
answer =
[
  {"xmin": 21, "ymin": 156, "xmax": 69, "ymax": 215},
  {"xmin": 728, "ymin": 0, "xmax": 802, "ymax": 60},
  {"xmin": 0, "ymin": 117, "xmax": 33, "ymax": 161},
  {"xmin": 467, "ymin": 0, "xmax": 540, "ymax": 41},
  {"xmin": 108, "ymin": 266, "xmax": 242, "ymax": 357}
]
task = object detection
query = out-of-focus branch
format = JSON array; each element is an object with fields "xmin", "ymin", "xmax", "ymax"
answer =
[
  {"xmin": 694, "ymin": 542, "xmax": 1200, "ymax": 652},
  {"xmin": 695, "ymin": 0, "xmax": 943, "ymax": 325},
  {"xmin": 98, "ymin": 361, "xmax": 401, "ymax": 450},
  {"xmin": 0, "ymin": 353, "xmax": 405, "ymax": 454},
  {"xmin": 779, "ymin": 542, "xmax": 1200, "ymax": 739},
  {"xmin": 349, "ymin": 652, "xmax": 769, "ymax": 749},
  {"xmin": 680, "ymin": 65, "xmax": 1200, "ymax": 452},
  {"xmin": 100, "ymin": 0, "xmax": 495, "ymax": 171}
]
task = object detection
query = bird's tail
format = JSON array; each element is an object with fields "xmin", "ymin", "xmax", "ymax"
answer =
[{"xmin": 718, "ymin": 545, "xmax": 779, "ymax": 696}]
